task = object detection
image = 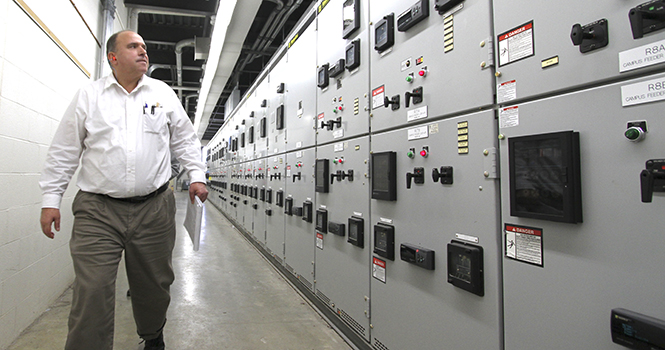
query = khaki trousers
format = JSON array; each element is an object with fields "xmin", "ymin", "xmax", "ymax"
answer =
[{"xmin": 65, "ymin": 189, "xmax": 176, "ymax": 350}]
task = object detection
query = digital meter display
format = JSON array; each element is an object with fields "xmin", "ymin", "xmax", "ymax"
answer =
[
  {"xmin": 373, "ymin": 223, "xmax": 395, "ymax": 260},
  {"xmin": 342, "ymin": 0, "xmax": 360, "ymax": 39},
  {"xmin": 315, "ymin": 159, "xmax": 330, "ymax": 193},
  {"xmin": 509, "ymin": 131, "xmax": 582, "ymax": 223},
  {"xmin": 317, "ymin": 64, "xmax": 329, "ymax": 89},
  {"xmin": 447, "ymin": 240, "xmax": 484, "ymax": 296},
  {"xmin": 348, "ymin": 216, "xmax": 364, "ymax": 248},
  {"xmin": 374, "ymin": 13, "xmax": 394, "ymax": 52},
  {"xmin": 371, "ymin": 151, "xmax": 397, "ymax": 201},
  {"xmin": 346, "ymin": 39, "xmax": 361, "ymax": 71}
]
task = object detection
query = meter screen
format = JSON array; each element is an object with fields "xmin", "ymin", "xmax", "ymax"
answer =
[
  {"xmin": 371, "ymin": 151, "xmax": 396, "ymax": 200},
  {"xmin": 376, "ymin": 22, "xmax": 387, "ymax": 43},
  {"xmin": 509, "ymin": 131, "xmax": 582, "ymax": 223},
  {"xmin": 513, "ymin": 138, "xmax": 565, "ymax": 217},
  {"xmin": 452, "ymin": 253, "xmax": 472, "ymax": 283},
  {"xmin": 346, "ymin": 47, "xmax": 354, "ymax": 63},
  {"xmin": 349, "ymin": 223, "xmax": 358, "ymax": 240},
  {"xmin": 373, "ymin": 223, "xmax": 394, "ymax": 260},
  {"xmin": 348, "ymin": 216, "xmax": 364, "ymax": 248},
  {"xmin": 315, "ymin": 159, "xmax": 329, "ymax": 193},
  {"xmin": 342, "ymin": 0, "xmax": 360, "ymax": 39},
  {"xmin": 375, "ymin": 231, "xmax": 386, "ymax": 250}
]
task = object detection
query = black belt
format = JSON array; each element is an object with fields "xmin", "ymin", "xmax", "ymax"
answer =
[{"xmin": 105, "ymin": 183, "xmax": 169, "ymax": 203}]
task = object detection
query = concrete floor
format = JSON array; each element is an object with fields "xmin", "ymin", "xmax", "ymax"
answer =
[{"xmin": 6, "ymin": 190, "xmax": 353, "ymax": 350}]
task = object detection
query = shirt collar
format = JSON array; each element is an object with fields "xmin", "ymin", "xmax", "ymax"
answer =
[{"xmin": 104, "ymin": 74, "xmax": 148, "ymax": 94}]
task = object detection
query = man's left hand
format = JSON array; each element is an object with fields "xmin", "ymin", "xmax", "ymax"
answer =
[{"xmin": 189, "ymin": 182, "xmax": 208, "ymax": 203}]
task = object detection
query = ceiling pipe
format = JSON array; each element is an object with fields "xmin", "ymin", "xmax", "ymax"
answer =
[
  {"xmin": 175, "ymin": 38, "xmax": 197, "ymax": 101},
  {"xmin": 128, "ymin": 6, "xmax": 209, "ymax": 32},
  {"xmin": 97, "ymin": 0, "xmax": 115, "ymax": 79},
  {"xmin": 147, "ymin": 64, "xmax": 202, "ymax": 77},
  {"xmin": 260, "ymin": 0, "xmax": 303, "ymax": 52},
  {"xmin": 248, "ymin": 0, "xmax": 295, "ymax": 65},
  {"xmin": 185, "ymin": 94, "xmax": 199, "ymax": 117}
]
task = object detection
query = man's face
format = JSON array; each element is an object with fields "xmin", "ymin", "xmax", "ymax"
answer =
[{"xmin": 111, "ymin": 31, "xmax": 149, "ymax": 76}]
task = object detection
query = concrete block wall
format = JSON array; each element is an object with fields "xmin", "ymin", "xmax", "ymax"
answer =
[{"xmin": 0, "ymin": 0, "xmax": 127, "ymax": 348}]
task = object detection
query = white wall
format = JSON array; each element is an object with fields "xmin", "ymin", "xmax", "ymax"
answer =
[{"xmin": 0, "ymin": 0, "xmax": 127, "ymax": 348}]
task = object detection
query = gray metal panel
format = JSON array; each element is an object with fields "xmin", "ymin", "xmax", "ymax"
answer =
[
  {"xmin": 316, "ymin": 0, "xmax": 371, "ymax": 145},
  {"xmin": 285, "ymin": 22, "xmax": 318, "ymax": 151},
  {"xmin": 370, "ymin": 110, "xmax": 502, "ymax": 350},
  {"xmin": 253, "ymin": 158, "xmax": 268, "ymax": 244},
  {"xmin": 499, "ymin": 73, "xmax": 665, "ymax": 350},
  {"xmin": 314, "ymin": 136, "xmax": 371, "ymax": 342},
  {"xmin": 266, "ymin": 56, "xmax": 288, "ymax": 156},
  {"xmin": 266, "ymin": 154, "xmax": 287, "ymax": 260},
  {"xmin": 284, "ymin": 148, "xmax": 317, "ymax": 288},
  {"xmin": 369, "ymin": 0, "xmax": 495, "ymax": 133},
  {"xmin": 493, "ymin": 1, "xmax": 665, "ymax": 103}
]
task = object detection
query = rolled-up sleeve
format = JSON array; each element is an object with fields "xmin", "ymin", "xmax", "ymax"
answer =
[{"xmin": 167, "ymin": 91, "xmax": 206, "ymax": 184}]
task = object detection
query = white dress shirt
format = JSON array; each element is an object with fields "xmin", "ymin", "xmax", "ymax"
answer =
[{"xmin": 40, "ymin": 74, "xmax": 206, "ymax": 209}]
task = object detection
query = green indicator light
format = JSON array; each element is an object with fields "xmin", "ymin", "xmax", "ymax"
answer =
[
  {"xmin": 407, "ymin": 151, "xmax": 415, "ymax": 158},
  {"xmin": 650, "ymin": 6, "xmax": 655, "ymax": 10},
  {"xmin": 625, "ymin": 128, "xmax": 640, "ymax": 140},
  {"xmin": 406, "ymin": 75, "xmax": 414, "ymax": 83}
]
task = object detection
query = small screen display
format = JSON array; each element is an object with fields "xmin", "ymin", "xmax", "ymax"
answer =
[
  {"xmin": 376, "ymin": 22, "xmax": 387, "ymax": 43},
  {"xmin": 373, "ymin": 155, "xmax": 390, "ymax": 192},
  {"xmin": 349, "ymin": 223, "xmax": 358, "ymax": 240},
  {"xmin": 512, "ymin": 137, "xmax": 565, "ymax": 217},
  {"xmin": 343, "ymin": 0, "xmax": 355, "ymax": 31},
  {"xmin": 346, "ymin": 46, "xmax": 354, "ymax": 63},
  {"xmin": 319, "ymin": 68, "xmax": 326, "ymax": 82},
  {"xmin": 375, "ymin": 231, "xmax": 387, "ymax": 251},
  {"xmin": 452, "ymin": 253, "xmax": 472, "ymax": 283}
]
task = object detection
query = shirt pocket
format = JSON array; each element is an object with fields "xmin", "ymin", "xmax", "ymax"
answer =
[{"xmin": 143, "ymin": 111, "xmax": 168, "ymax": 135}]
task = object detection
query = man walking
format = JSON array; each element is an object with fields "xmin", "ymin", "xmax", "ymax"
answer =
[{"xmin": 39, "ymin": 30, "xmax": 207, "ymax": 350}]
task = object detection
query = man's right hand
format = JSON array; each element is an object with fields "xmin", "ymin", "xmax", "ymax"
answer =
[{"xmin": 40, "ymin": 208, "xmax": 61, "ymax": 239}]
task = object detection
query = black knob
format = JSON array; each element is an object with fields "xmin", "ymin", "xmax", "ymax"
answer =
[
  {"xmin": 570, "ymin": 23, "xmax": 585, "ymax": 46},
  {"xmin": 384, "ymin": 94, "xmax": 400, "ymax": 110},
  {"xmin": 432, "ymin": 166, "xmax": 454, "ymax": 184}
]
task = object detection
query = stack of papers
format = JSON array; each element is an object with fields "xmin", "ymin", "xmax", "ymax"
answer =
[{"xmin": 184, "ymin": 196, "xmax": 204, "ymax": 251}]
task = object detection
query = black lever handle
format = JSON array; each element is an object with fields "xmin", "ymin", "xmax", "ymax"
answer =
[
  {"xmin": 641, "ymin": 169, "xmax": 654, "ymax": 203},
  {"xmin": 405, "ymin": 87, "xmax": 423, "ymax": 108},
  {"xmin": 630, "ymin": 2, "xmax": 665, "ymax": 39},
  {"xmin": 292, "ymin": 172, "xmax": 302, "ymax": 182},
  {"xmin": 406, "ymin": 167, "xmax": 425, "ymax": 189},
  {"xmin": 330, "ymin": 170, "xmax": 342, "ymax": 184},
  {"xmin": 342, "ymin": 169, "xmax": 354, "ymax": 181}
]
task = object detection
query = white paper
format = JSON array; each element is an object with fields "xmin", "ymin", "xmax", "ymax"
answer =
[{"xmin": 184, "ymin": 196, "xmax": 204, "ymax": 251}]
